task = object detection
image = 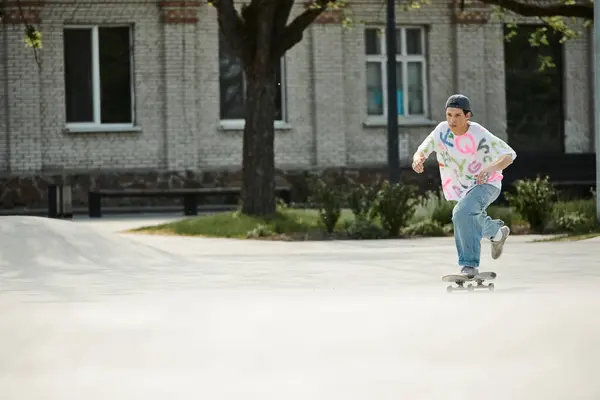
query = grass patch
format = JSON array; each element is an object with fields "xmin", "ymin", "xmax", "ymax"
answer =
[
  {"xmin": 130, "ymin": 200, "xmax": 597, "ymax": 241},
  {"xmin": 130, "ymin": 208, "xmax": 355, "ymax": 239},
  {"xmin": 532, "ymin": 231, "xmax": 600, "ymax": 243}
]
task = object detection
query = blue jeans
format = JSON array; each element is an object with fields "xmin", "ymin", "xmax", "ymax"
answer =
[{"xmin": 452, "ymin": 184, "xmax": 504, "ymax": 267}]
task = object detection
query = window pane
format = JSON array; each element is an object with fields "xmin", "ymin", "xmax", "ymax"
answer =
[
  {"xmin": 64, "ymin": 28, "xmax": 93, "ymax": 123},
  {"xmin": 366, "ymin": 62, "xmax": 383, "ymax": 115},
  {"xmin": 219, "ymin": 32, "xmax": 245, "ymax": 120},
  {"xmin": 395, "ymin": 62, "xmax": 404, "ymax": 116},
  {"xmin": 407, "ymin": 61, "xmax": 424, "ymax": 114},
  {"xmin": 395, "ymin": 29, "xmax": 402, "ymax": 55},
  {"xmin": 365, "ymin": 29, "xmax": 381, "ymax": 55},
  {"xmin": 406, "ymin": 28, "xmax": 423, "ymax": 55},
  {"xmin": 99, "ymin": 27, "xmax": 132, "ymax": 124}
]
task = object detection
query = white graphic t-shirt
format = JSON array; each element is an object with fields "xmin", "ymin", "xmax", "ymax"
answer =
[{"xmin": 417, "ymin": 121, "xmax": 517, "ymax": 201}]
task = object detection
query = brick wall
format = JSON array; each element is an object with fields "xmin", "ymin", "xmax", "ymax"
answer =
[
  {"xmin": 0, "ymin": 0, "xmax": 594, "ymax": 179},
  {"xmin": 37, "ymin": 1, "xmax": 165, "ymax": 172}
]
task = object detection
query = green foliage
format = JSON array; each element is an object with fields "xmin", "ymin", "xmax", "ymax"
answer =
[
  {"xmin": 551, "ymin": 199, "xmax": 597, "ymax": 234},
  {"xmin": 401, "ymin": 218, "xmax": 446, "ymax": 237},
  {"xmin": 275, "ymin": 197, "xmax": 289, "ymax": 213},
  {"xmin": 429, "ymin": 191, "xmax": 455, "ymax": 225},
  {"xmin": 344, "ymin": 218, "xmax": 388, "ymax": 240},
  {"xmin": 492, "ymin": 5, "xmax": 585, "ymax": 71},
  {"xmin": 246, "ymin": 223, "xmax": 274, "ymax": 238},
  {"xmin": 24, "ymin": 25, "xmax": 42, "ymax": 48},
  {"xmin": 414, "ymin": 189, "xmax": 455, "ymax": 226},
  {"xmin": 487, "ymin": 205, "xmax": 515, "ymax": 230},
  {"xmin": 346, "ymin": 183, "xmax": 379, "ymax": 222},
  {"xmin": 442, "ymin": 223, "xmax": 454, "ymax": 235},
  {"xmin": 371, "ymin": 181, "xmax": 420, "ymax": 237},
  {"xmin": 308, "ymin": 178, "xmax": 343, "ymax": 233},
  {"xmin": 505, "ymin": 176, "xmax": 556, "ymax": 233}
]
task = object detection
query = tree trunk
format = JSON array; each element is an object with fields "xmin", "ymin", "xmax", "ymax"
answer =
[{"xmin": 240, "ymin": 62, "xmax": 278, "ymax": 216}]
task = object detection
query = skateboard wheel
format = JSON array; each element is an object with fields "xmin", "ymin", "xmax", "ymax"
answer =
[
  {"xmin": 467, "ymin": 284, "xmax": 474, "ymax": 292},
  {"xmin": 488, "ymin": 283, "xmax": 495, "ymax": 291}
]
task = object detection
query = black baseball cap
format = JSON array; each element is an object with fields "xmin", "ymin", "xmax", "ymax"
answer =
[{"xmin": 445, "ymin": 94, "xmax": 472, "ymax": 115}]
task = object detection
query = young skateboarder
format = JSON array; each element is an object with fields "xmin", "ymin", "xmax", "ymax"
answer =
[{"xmin": 412, "ymin": 94, "xmax": 517, "ymax": 276}]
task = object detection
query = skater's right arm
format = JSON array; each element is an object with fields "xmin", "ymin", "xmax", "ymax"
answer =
[{"xmin": 412, "ymin": 125, "xmax": 439, "ymax": 173}]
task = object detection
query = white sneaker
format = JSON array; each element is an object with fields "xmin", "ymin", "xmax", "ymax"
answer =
[
  {"xmin": 491, "ymin": 226, "xmax": 510, "ymax": 260},
  {"xmin": 459, "ymin": 266, "xmax": 479, "ymax": 277}
]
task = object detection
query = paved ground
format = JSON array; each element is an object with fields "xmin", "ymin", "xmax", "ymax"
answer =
[{"xmin": 0, "ymin": 214, "xmax": 599, "ymax": 399}]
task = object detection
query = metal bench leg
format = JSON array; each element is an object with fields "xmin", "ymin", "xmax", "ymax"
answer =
[
  {"xmin": 183, "ymin": 193, "xmax": 197, "ymax": 216},
  {"xmin": 89, "ymin": 192, "xmax": 102, "ymax": 218},
  {"xmin": 48, "ymin": 185, "xmax": 59, "ymax": 218}
]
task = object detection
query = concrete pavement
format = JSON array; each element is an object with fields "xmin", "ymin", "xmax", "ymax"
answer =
[{"xmin": 0, "ymin": 215, "xmax": 599, "ymax": 399}]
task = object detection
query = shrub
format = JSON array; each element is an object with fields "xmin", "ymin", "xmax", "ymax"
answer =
[
  {"xmin": 308, "ymin": 178, "xmax": 343, "ymax": 233},
  {"xmin": 401, "ymin": 218, "xmax": 446, "ymax": 237},
  {"xmin": 551, "ymin": 199, "xmax": 597, "ymax": 233},
  {"xmin": 344, "ymin": 218, "xmax": 388, "ymax": 240},
  {"xmin": 443, "ymin": 223, "xmax": 454, "ymax": 235},
  {"xmin": 432, "ymin": 200, "xmax": 455, "ymax": 226},
  {"xmin": 505, "ymin": 176, "xmax": 556, "ymax": 233},
  {"xmin": 346, "ymin": 183, "xmax": 379, "ymax": 222},
  {"xmin": 246, "ymin": 224, "xmax": 274, "ymax": 238},
  {"xmin": 372, "ymin": 181, "xmax": 420, "ymax": 237},
  {"xmin": 417, "ymin": 189, "xmax": 455, "ymax": 225},
  {"xmin": 275, "ymin": 197, "xmax": 289, "ymax": 213},
  {"xmin": 487, "ymin": 205, "xmax": 514, "ymax": 230}
]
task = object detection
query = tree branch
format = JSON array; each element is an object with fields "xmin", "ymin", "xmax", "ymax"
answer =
[
  {"xmin": 477, "ymin": 0, "xmax": 593, "ymax": 19},
  {"xmin": 274, "ymin": 0, "xmax": 331, "ymax": 57},
  {"xmin": 273, "ymin": 0, "xmax": 296, "ymax": 38},
  {"xmin": 211, "ymin": 0, "xmax": 247, "ymax": 60}
]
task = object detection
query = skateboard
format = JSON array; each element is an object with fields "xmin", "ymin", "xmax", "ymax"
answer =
[{"xmin": 442, "ymin": 271, "xmax": 497, "ymax": 293}]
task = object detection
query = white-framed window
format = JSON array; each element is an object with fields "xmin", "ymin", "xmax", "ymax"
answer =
[
  {"xmin": 218, "ymin": 30, "xmax": 286, "ymax": 123},
  {"xmin": 63, "ymin": 25, "xmax": 135, "ymax": 129},
  {"xmin": 365, "ymin": 26, "xmax": 428, "ymax": 120}
]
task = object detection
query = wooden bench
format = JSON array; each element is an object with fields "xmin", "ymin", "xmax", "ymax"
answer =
[{"xmin": 88, "ymin": 186, "xmax": 292, "ymax": 218}]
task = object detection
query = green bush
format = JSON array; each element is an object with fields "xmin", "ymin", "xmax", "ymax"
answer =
[
  {"xmin": 432, "ymin": 200, "xmax": 455, "ymax": 226},
  {"xmin": 308, "ymin": 178, "xmax": 343, "ymax": 233},
  {"xmin": 372, "ymin": 181, "xmax": 420, "ymax": 237},
  {"xmin": 401, "ymin": 218, "xmax": 446, "ymax": 237},
  {"xmin": 505, "ymin": 176, "xmax": 556, "ymax": 233},
  {"xmin": 246, "ymin": 224, "xmax": 274, "ymax": 238},
  {"xmin": 551, "ymin": 199, "xmax": 597, "ymax": 233},
  {"xmin": 417, "ymin": 189, "xmax": 456, "ymax": 225},
  {"xmin": 487, "ymin": 205, "xmax": 514, "ymax": 230},
  {"xmin": 443, "ymin": 223, "xmax": 454, "ymax": 235},
  {"xmin": 346, "ymin": 183, "xmax": 379, "ymax": 222},
  {"xmin": 344, "ymin": 218, "xmax": 388, "ymax": 240}
]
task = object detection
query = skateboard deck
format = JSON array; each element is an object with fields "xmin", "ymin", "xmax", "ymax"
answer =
[{"xmin": 442, "ymin": 271, "xmax": 497, "ymax": 293}]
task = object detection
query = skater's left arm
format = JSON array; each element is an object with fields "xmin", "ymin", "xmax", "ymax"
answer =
[
  {"xmin": 481, "ymin": 129, "xmax": 517, "ymax": 173},
  {"xmin": 475, "ymin": 129, "xmax": 516, "ymax": 184},
  {"xmin": 482, "ymin": 154, "xmax": 514, "ymax": 172}
]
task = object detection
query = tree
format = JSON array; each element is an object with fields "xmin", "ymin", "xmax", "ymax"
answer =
[{"xmin": 211, "ymin": 0, "xmax": 347, "ymax": 216}]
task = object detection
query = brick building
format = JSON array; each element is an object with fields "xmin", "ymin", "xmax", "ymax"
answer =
[{"xmin": 0, "ymin": 0, "xmax": 595, "ymax": 211}]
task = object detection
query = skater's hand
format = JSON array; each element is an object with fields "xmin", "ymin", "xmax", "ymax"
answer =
[
  {"xmin": 412, "ymin": 152, "xmax": 426, "ymax": 173},
  {"xmin": 475, "ymin": 169, "xmax": 491, "ymax": 185}
]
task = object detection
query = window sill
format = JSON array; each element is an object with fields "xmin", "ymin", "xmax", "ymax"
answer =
[
  {"xmin": 363, "ymin": 117, "xmax": 438, "ymax": 128},
  {"xmin": 64, "ymin": 125, "xmax": 142, "ymax": 134},
  {"xmin": 219, "ymin": 120, "xmax": 292, "ymax": 131}
]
